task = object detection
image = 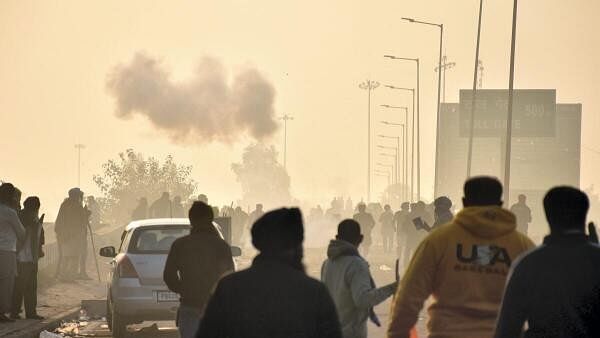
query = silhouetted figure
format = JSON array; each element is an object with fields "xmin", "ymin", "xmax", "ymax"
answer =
[
  {"xmin": 231, "ymin": 207, "xmax": 248, "ymax": 246},
  {"xmin": 54, "ymin": 188, "xmax": 89, "ymax": 281},
  {"xmin": 11, "ymin": 196, "xmax": 45, "ymax": 320},
  {"xmin": 86, "ymin": 196, "xmax": 101, "ymax": 229},
  {"xmin": 249, "ymin": 203, "xmax": 264, "ymax": 225},
  {"xmin": 321, "ymin": 219, "xmax": 397, "ymax": 338},
  {"xmin": 510, "ymin": 194, "xmax": 532, "ymax": 235},
  {"xmin": 0, "ymin": 183, "xmax": 25, "ymax": 323},
  {"xmin": 197, "ymin": 194, "xmax": 208, "ymax": 204},
  {"xmin": 197, "ymin": 208, "xmax": 342, "ymax": 338},
  {"xmin": 131, "ymin": 197, "xmax": 148, "ymax": 221},
  {"xmin": 150, "ymin": 192, "xmax": 171, "ymax": 218},
  {"xmin": 164, "ymin": 202, "xmax": 234, "ymax": 338},
  {"xmin": 353, "ymin": 203, "xmax": 375, "ymax": 256},
  {"xmin": 379, "ymin": 204, "xmax": 395, "ymax": 253},
  {"xmin": 172, "ymin": 196, "xmax": 185, "ymax": 218},
  {"xmin": 388, "ymin": 177, "xmax": 535, "ymax": 338},
  {"xmin": 495, "ymin": 187, "xmax": 600, "ymax": 338},
  {"xmin": 394, "ymin": 202, "xmax": 411, "ymax": 261},
  {"xmin": 419, "ymin": 196, "xmax": 454, "ymax": 232},
  {"xmin": 345, "ymin": 198, "xmax": 354, "ymax": 217}
]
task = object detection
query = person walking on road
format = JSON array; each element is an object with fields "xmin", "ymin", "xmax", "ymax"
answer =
[
  {"xmin": 321, "ymin": 219, "xmax": 397, "ymax": 338},
  {"xmin": 11, "ymin": 196, "xmax": 45, "ymax": 320},
  {"xmin": 510, "ymin": 194, "xmax": 532, "ymax": 235},
  {"xmin": 163, "ymin": 201, "xmax": 234, "ymax": 338},
  {"xmin": 495, "ymin": 187, "xmax": 600, "ymax": 338},
  {"xmin": 353, "ymin": 203, "xmax": 375, "ymax": 256},
  {"xmin": 150, "ymin": 192, "xmax": 172, "ymax": 218},
  {"xmin": 388, "ymin": 177, "xmax": 535, "ymax": 338},
  {"xmin": 197, "ymin": 208, "xmax": 342, "ymax": 338},
  {"xmin": 379, "ymin": 205, "xmax": 395, "ymax": 253},
  {"xmin": 0, "ymin": 183, "xmax": 25, "ymax": 323}
]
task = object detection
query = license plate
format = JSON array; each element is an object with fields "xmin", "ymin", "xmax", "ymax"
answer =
[{"xmin": 156, "ymin": 291, "xmax": 179, "ymax": 302}]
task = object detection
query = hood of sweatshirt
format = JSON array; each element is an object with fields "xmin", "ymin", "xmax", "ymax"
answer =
[
  {"xmin": 454, "ymin": 206, "xmax": 516, "ymax": 239},
  {"xmin": 327, "ymin": 239, "xmax": 359, "ymax": 259}
]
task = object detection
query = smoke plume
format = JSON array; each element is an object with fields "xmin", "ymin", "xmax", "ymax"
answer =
[{"xmin": 106, "ymin": 52, "xmax": 278, "ymax": 143}]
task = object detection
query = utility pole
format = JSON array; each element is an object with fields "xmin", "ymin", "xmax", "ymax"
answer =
[
  {"xmin": 467, "ymin": 0, "xmax": 484, "ymax": 178},
  {"xmin": 434, "ymin": 55, "xmax": 456, "ymax": 103},
  {"xmin": 359, "ymin": 80, "xmax": 380, "ymax": 202},
  {"xmin": 280, "ymin": 114, "xmax": 294, "ymax": 169},
  {"xmin": 478, "ymin": 60, "xmax": 484, "ymax": 89},
  {"xmin": 504, "ymin": 0, "xmax": 519, "ymax": 202},
  {"xmin": 74, "ymin": 143, "xmax": 86, "ymax": 187}
]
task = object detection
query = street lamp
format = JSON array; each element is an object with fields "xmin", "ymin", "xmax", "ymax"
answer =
[
  {"xmin": 280, "ymin": 114, "xmax": 294, "ymax": 170},
  {"xmin": 359, "ymin": 80, "xmax": 380, "ymax": 202},
  {"xmin": 379, "ymin": 134, "xmax": 405, "ymax": 201},
  {"xmin": 383, "ymin": 86, "xmax": 419, "ymax": 199},
  {"xmin": 402, "ymin": 17, "xmax": 443, "ymax": 199},
  {"xmin": 378, "ymin": 147, "xmax": 398, "ymax": 184},
  {"xmin": 374, "ymin": 170, "xmax": 391, "ymax": 187},
  {"xmin": 380, "ymin": 121, "xmax": 410, "ymax": 201},
  {"xmin": 504, "ymin": 0, "xmax": 519, "ymax": 202},
  {"xmin": 384, "ymin": 55, "xmax": 420, "ymax": 195},
  {"xmin": 74, "ymin": 143, "xmax": 86, "ymax": 187}
]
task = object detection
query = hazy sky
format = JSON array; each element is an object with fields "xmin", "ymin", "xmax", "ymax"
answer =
[{"xmin": 1, "ymin": 0, "xmax": 599, "ymax": 219}]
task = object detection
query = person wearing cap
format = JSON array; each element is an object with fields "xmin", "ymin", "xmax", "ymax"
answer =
[
  {"xmin": 0, "ymin": 183, "xmax": 26, "ymax": 322},
  {"xmin": 495, "ymin": 187, "xmax": 600, "ymax": 337},
  {"xmin": 388, "ymin": 177, "xmax": 535, "ymax": 338},
  {"xmin": 54, "ymin": 188, "xmax": 89, "ymax": 281},
  {"xmin": 322, "ymin": 219, "xmax": 397, "ymax": 338},
  {"xmin": 197, "ymin": 208, "xmax": 342, "ymax": 338},
  {"xmin": 418, "ymin": 196, "xmax": 454, "ymax": 233},
  {"xmin": 163, "ymin": 201, "xmax": 234, "ymax": 338}
]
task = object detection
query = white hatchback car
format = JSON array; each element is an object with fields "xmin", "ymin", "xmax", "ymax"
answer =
[{"xmin": 99, "ymin": 218, "xmax": 241, "ymax": 338}]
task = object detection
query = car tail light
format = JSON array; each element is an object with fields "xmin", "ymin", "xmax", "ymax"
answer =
[{"xmin": 117, "ymin": 255, "xmax": 139, "ymax": 278}]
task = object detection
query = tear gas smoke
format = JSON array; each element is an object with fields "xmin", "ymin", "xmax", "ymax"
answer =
[{"xmin": 106, "ymin": 53, "xmax": 278, "ymax": 143}]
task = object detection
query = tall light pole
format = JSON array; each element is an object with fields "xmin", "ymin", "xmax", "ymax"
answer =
[
  {"xmin": 383, "ymin": 55, "xmax": 420, "ymax": 199},
  {"xmin": 381, "ymin": 120, "xmax": 409, "ymax": 201},
  {"xmin": 379, "ymin": 134, "xmax": 404, "ymax": 200},
  {"xmin": 374, "ymin": 171, "xmax": 391, "ymax": 187},
  {"xmin": 378, "ymin": 148, "xmax": 398, "ymax": 184},
  {"xmin": 467, "ymin": 0, "xmax": 485, "ymax": 178},
  {"xmin": 280, "ymin": 114, "xmax": 294, "ymax": 169},
  {"xmin": 504, "ymin": 0, "xmax": 519, "ymax": 202},
  {"xmin": 74, "ymin": 143, "xmax": 86, "ymax": 187},
  {"xmin": 402, "ymin": 17, "xmax": 443, "ymax": 199},
  {"xmin": 384, "ymin": 86, "xmax": 419, "ymax": 199},
  {"xmin": 376, "ymin": 162, "xmax": 394, "ymax": 189},
  {"xmin": 359, "ymin": 80, "xmax": 380, "ymax": 202},
  {"xmin": 434, "ymin": 55, "xmax": 456, "ymax": 103}
]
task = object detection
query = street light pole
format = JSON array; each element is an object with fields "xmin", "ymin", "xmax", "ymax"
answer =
[
  {"xmin": 467, "ymin": 0, "xmax": 484, "ymax": 178},
  {"xmin": 504, "ymin": 0, "xmax": 519, "ymax": 202},
  {"xmin": 74, "ymin": 143, "xmax": 86, "ymax": 187},
  {"xmin": 280, "ymin": 114, "xmax": 294, "ymax": 169},
  {"xmin": 381, "ymin": 117, "xmax": 409, "ymax": 202},
  {"xmin": 359, "ymin": 80, "xmax": 380, "ymax": 202},
  {"xmin": 383, "ymin": 56, "xmax": 420, "ymax": 200},
  {"xmin": 434, "ymin": 55, "xmax": 456, "ymax": 103},
  {"xmin": 379, "ymin": 134, "xmax": 404, "ymax": 201},
  {"xmin": 402, "ymin": 17, "xmax": 443, "ymax": 199}
]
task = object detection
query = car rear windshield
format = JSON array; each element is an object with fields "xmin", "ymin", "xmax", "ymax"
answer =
[{"xmin": 129, "ymin": 226, "xmax": 190, "ymax": 254}]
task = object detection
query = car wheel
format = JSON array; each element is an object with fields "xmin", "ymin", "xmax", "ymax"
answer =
[{"xmin": 111, "ymin": 310, "xmax": 129, "ymax": 338}]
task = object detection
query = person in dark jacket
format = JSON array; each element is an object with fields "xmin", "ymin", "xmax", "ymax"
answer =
[
  {"xmin": 163, "ymin": 201, "xmax": 234, "ymax": 338},
  {"xmin": 131, "ymin": 197, "xmax": 148, "ymax": 221},
  {"xmin": 11, "ymin": 196, "xmax": 45, "ymax": 320},
  {"xmin": 495, "ymin": 186, "xmax": 600, "ymax": 338},
  {"xmin": 54, "ymin": 188, "xmax": 89, "ymax": 281},
  {"xmin": 197, "ymin": 208, "xmax": 342, "ymax": 338}
]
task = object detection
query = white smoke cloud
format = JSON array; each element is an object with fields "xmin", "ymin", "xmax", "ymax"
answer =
[{"xmin": 106, "ymin": 52, "xmax": 278, "ymax": 143}]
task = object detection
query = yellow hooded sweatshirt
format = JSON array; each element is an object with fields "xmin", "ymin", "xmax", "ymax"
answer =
[{"xmin": 387, "ymin": 206, "xmax": 535, "ymax": 338}]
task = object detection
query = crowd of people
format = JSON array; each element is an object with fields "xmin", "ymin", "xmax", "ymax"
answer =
[{"xmin": 163, "ymin": 176, "xmax": 600, "ymax": 338}]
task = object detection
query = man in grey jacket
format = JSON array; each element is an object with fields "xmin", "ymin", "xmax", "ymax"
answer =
[{"xmin": 321, "ymin": 219, "xmax": 397, "ymax": 338}]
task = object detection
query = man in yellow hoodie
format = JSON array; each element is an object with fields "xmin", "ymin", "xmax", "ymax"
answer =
[{"xmin": 387, "ymin": 176, "xmax": 535, "ymax": 338}]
